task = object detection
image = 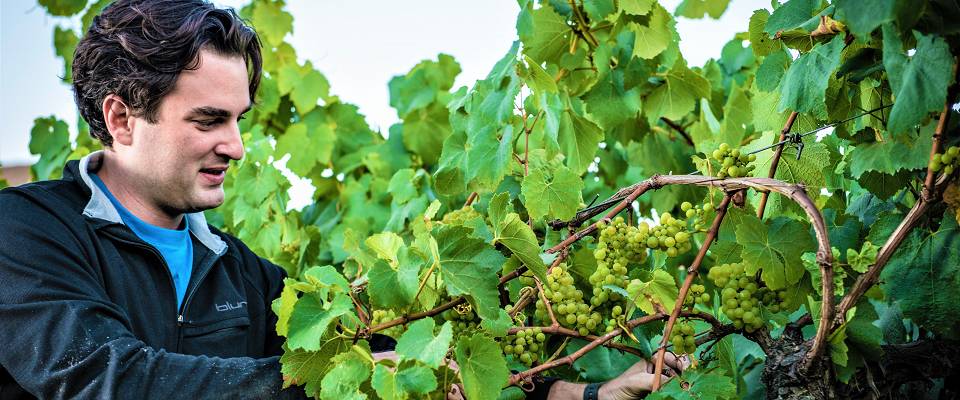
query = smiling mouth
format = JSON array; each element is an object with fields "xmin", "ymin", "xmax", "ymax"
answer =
[{"xmin": 200, "ymin": 166, "xmax": 228, "ymax": 175}]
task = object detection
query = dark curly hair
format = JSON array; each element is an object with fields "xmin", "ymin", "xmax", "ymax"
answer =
[{"xmin": 72, "ymin": 0, "xmax": 262, "ymax": 146}]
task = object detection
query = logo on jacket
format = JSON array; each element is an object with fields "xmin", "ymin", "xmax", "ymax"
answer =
[{"xmin": 216, "ymin": 301, "xmax": 247, "ymax": 312}]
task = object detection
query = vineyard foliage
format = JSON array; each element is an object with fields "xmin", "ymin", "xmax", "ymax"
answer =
[{"xmin": 26, "ymin": 0, "xmax": 960, "ymax": 398}]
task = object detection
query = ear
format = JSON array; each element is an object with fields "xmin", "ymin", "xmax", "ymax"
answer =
[{"xmin": 102, "ymin": 94, "xmax": 134, "ymax": 146}]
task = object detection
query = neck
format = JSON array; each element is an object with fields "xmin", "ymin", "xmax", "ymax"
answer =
[{"xmin": 97, "ymin": 152, "xmax": 184, "ymax": 230}]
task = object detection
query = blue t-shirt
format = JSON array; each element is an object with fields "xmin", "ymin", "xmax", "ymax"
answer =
[{"xmin": 90, "ymin": 173, "xmax": 193, "ymax": 310}]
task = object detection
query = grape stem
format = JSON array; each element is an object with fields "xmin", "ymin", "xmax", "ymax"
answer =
[
  {"xmin": 533, "ymin": 277, "xmax": 560, "ymax": 327},
  {"xmin": 922, "ymin": 59, "xmax": 959, "ymax": 201},
  {"xmin": 756, "ymin": 111, "xmax": 799, "ymax": 219},
  {"xmin": 653, "ymin": 194, "xmax": 733, "ymax": 390}
]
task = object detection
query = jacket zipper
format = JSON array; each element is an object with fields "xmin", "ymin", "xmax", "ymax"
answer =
[{"xmin": 103, "ymin": 231, "xmax": 218, "ymax": 352}]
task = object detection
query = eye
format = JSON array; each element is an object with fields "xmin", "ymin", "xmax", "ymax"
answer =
[{"xmin": 193, "ymin": 119, "xmax": 219, "ymax": 128}]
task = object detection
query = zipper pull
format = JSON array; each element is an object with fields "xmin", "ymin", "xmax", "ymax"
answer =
[{"xmin": 177, "ymin": 314, "xmax": 184, "ymax": 326}]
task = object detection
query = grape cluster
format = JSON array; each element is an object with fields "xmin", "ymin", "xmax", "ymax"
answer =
[
  {"xmin": 441, "ymin": 206, "xmax": 481, "ymax": 226},
  {"xmin": 681, "ymin": 201, "xmax": 714, "ymax": 233},
  {"xmin": 645, "ymin": 212, "xmax": 693, "ymax": 258},
  {"xmin": 442, "ymin": 303, "xmax": 480, "ymax": 337},
  {"xmin": 707, "ymin": 263, "xmax": 786, "ymax": 332},
  {"xmin": 710, "ymin": 143, "xmax": 756, "ymax": 178},
  {"xmin": 931, "ymin": 145, "xmax": 960, "ymax": 175},
  {"xmin": 670, "ymin": 320, "xmax": 697, "ymax": 354},
  {"xmin": 501, "ymin": 327, "xmax": 547, "ymax": 366},
  {"xmin": 683, "ymin": 284, "xmax": 710, "ymax": 307},
  {"xmin": 370, "ymin": 309, "xmax": 402, "ymax": 338},
  {"xmin": 540, "ymin": 264, "xmax": 601, "ymax": 336},
  {"xmin": 603, "ymin": 305, "xmax": 626, "ymax": 333},
  {"xmin": 590, "ymin": 217, "xmax": 644, "ymax": 307}
]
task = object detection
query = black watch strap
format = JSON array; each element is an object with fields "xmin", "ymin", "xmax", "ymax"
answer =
[{"xmin": 583, "ymin": 382, "xmax": 602, "ymax": 400}]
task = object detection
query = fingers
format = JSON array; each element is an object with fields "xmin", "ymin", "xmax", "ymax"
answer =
[
  {"xmin": 663, "ymin": 352, "xmax": 691, "ymax": 372},
  {"xmin": 446, "ymin": 383, "xmax": 465, "ymax": 400}
]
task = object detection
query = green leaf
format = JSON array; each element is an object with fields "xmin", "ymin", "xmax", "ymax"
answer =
[
  {"xmin": 388, "ymin": 169, "xmax": 419, "ymax": 204},
  {"xmin": 848, "ymin": 130, "xmax": 933, "ymax": 178},
  {"xmin": 674, "ymin": 0, "xmax": 731, "ymax": 19},
  {"xmin": 847, "ymin": 242, "xmax": 879, "ymax": 274},
  {"xmin": 372, "ymin": 363, "xmax": 439, "ymax": 399},
  {"xmin": 276, "ymin": 122, "xmax": 328, "ymax": 176},
  {"xmin": 517, "ymin": 3, "xmax": 570, "ymax": 64},
  {"xmin": 881, "ymin": 214, "xmax": 960, "ymax": 339},
  {"xmin": 38, "ymin": 0, "xmax": 86, "ymax": 16},
  {"xmin": 280, "ymin": 336, "xmax": 351, "ymax": 397},
  {"xmin": 320, "ymin": 345, "xmax": 373, "ymax": 400},
  {"xmin": 465, "ymin": 125, "xmax": 515, "ymax": 192},
  {"xmin": 368, "ymin": 258, "xmax": 420, "ymax": 309},
  {"xmin": 481, "ymin": 309, "xmax": 514, "ymax": 337},
  {"xmin": 396, "ymin": 319, "xmax": 454, "ymax": 368},
  {"xmin": 764, "ymin": 0, "xmax": 819, "ymax": 36},
  {"xmin": 736, "ymin": 216, "xmax": 814, "ymax": 290},
  {"xmin": 521, "ymin": 165, "xmax": 584, "ymax": 221},
  {"xmin": 291, "ymin": 69, "xmax": 329, "ymax": 114},
  {"xmin": 882, "ymin": 27, "xmax": 955, "ymax": 135},
  {"xmin": 583, "ymin": 72, "xmax": 642, "ymax": 130},
  {"xmin": 389, "ymin": 54, "xmax": 461, "ymax": 116},
  {"xmin": 435, "ymin": 227, "xmax": 506, "ymax": 320},
  {"xmin": 252, "ymin": 1, "xmax": 294, "ymax": 47},
  {"xmin": 749, "ymin": 139, "xmax": 831, "ymax": 215},
  {"xmin": 628, "ymin": 269, "xmax": 679, "ymax": 314},
  {"xmin": 829, "ymin": 324, "xmax": 850, "ymax": 367},
  {"xmin": 749, "ymin": 10, "xmax": 778, "ymax": 57},
  {"xmin": 558, "ymin": 106, "xmax": 605, "ymax": 175},
  {"xmin": 434, "ymin": 130, "xmax": 468, "ymax": 196},
  {"xmin": 646, "ymin": 369, "xmax": 736, "ymax": 400},
  {"xmin": 621, "ymin": 0, "xmax": 655, "ymax": 15},
  {"xmin": 628, "ymin": 4, "xmax": 672, "ymax": 59},
  {"xmin": 455, "ymin": 334, "xmax": 510, "ymax": 400},
  {"xmin": 53, "ymin": 26, "xmax": 79, "ymax": 82},
  {"xmin": 834, "ymin": 0, "xmax": 897, "ymax": 38},
  {"xmin": 28, "ymin": 116, "xmax": 72, "ymax": 181},
  {"xmin": 756, "ymin": 49, "xmax": 791, "ymax": 92},
  {"xmin": 488, "ymin": 192, "xmax": 547, "ymax": 283},
  {"xmin": 286, "ymin": 266, "xmax": 354, "ymax": 351},
  {"xmin": 273, "ymin": 279, "xmax": 299, "ymax": 336},
  {"xmin": 643, "ymin": 61, "xmax": 711, "ymax": 122},
  {"xmin": 521, "ymin": 56, "xmax": 558, "ymax": 93},
  {"xmin": 777, "ymin": 35, "xmax": 844, "ymax": 113}
]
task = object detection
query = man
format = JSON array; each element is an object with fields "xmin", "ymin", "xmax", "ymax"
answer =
[{"xmin": 0, "ymin": 1, "xmax": 682, "ymax": 398}]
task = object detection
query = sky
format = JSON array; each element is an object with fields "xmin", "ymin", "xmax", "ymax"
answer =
[{"xmin": 0, "ymin": 0, "xmax": 765, "ymax": 167}]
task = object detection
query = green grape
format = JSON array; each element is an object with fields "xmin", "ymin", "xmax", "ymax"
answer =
[
  {"xmin": 931, "ymin": 147, "xmax": 960, "ymax": 176},
  {"xmin": 443, "ymin": 303, "xmax": 480, "ymax": 337},
  {"xmin": 669, "ymin": 319, "xmax": 698, "ymax": 354},
  {"xmin": 707, "ymin": 143, "xmax": 756, "ymax": 178},
  {"xmin": 502, "ymin": 327, "xmax": 547, "ymax": 367},
  {"xmin": 683, "ymin": 283, "xmax": 711, "ymax": 307},
  {"xmin": 590, "ymin": 217, "xmax": 644, "ymax": 309},
  {"xmin": 370, "ymin": 309, "xmax": 402, "ymax": 338},
  {"xmin": 706, "ymin": 263, "xmax": 786, "ymax": 332},
  {"xmin": 539, "ymin": 263, "xmax": 598, "ymax": 334}
]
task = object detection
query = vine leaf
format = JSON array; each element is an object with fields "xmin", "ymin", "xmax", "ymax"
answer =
[
  {"xmin": 628, "ymin": 269, "xmax": 678, "ymax": 314},
  {"xmin": 764, "ymin": 0, "xmax": 820, "ymax": 36},
  {"xmin": 777, "ymin": 35, "xmax": 844, "ymax": 114},
  {"xmin": 488, "ymin": 193, "xmax": 548, "ymax": 282},
  {"xmin": 881, "ymin": 213, "xmax": 960, "ymax": 340},
  {"xmin": 371, "ymin": 363, "xmax": 438, "ymax": 399},
  {"xmin": 396, "ymin": 319, "xmax": 454, "ymax": 369},
  {"xmin": 320, "ymin": 343, "xmax": 373, "ymax": 400},
  {"xmin": 521, "ymin": 165, "xmax": 584, "ymax": 221},
  {"xmin": 882, "ymin": 26, "xmax": 955, "ymax": 135},
  {"xmin": 517, "ymin": 2, "xmax": 570, "ymax": 64},
  {"xmin": 642, "ymin": 61, "xmax": 711, "ymax": 122},
  {"xmin": 834, "ymin": 0, "xmax": 898, "ymax": 38},
  {"xmin": 286, "ymin": 266, "xmax": 354, "ymax": 351},
  {"xmin": 735, "ymin": 216, "xmax": 814, "ymax": 290},
  {"xmin": 646, "ymin": 369, "xmax": 736, "ymax": 400},
  {"xmin": 455, "ymin": 334, "xmax": 510, "ymax": 400},
  {"xmin": 279, "ymin": 335, "xmax": 350, "ymax": 396},
  {"xmin": 627, "ymin": 4, "xmax": 672, "ymax": 59},
  {"xmin": 435, "ymin": 226, "xmax": 506, "ymax": 320}
]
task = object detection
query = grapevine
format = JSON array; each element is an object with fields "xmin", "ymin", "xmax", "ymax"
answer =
[{"xmin": 23, "ymin": 0, "xmax": 960, "ymax": 399}]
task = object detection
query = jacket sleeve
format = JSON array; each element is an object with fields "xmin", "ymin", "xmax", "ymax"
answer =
[{"xmin": 0, "ymin": 191, "xmax": 307, "ymax": 400}]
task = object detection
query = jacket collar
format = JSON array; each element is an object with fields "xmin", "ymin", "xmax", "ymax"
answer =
[{"xmin": 75, "ymin": 151, "xmax": 228, "ymax": 256}]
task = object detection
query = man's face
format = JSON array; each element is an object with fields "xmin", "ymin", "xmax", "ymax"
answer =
[{"xmin": 125, "ymin": 49, "xmax": 250, "ymax": 215}]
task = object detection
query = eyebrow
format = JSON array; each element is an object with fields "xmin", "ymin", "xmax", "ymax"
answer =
[{"xmin": 188, "ymin": 104, "xmax": 253, "ymax": 119}]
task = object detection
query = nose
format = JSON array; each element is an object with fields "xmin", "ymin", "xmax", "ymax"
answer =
[{"xmin": 216, "ymin": 123, "xmax": 245, "ymax": 161}]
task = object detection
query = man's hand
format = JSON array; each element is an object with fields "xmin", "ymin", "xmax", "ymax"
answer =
[
  {"xmin": 598, "ymin": 353, "xmax": 690, "ymax": 400},
  {"xmin": 545, "ymin": 353, "xmax": 690, "ymax": 400}
]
